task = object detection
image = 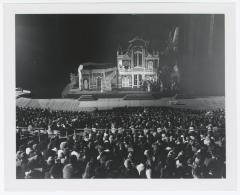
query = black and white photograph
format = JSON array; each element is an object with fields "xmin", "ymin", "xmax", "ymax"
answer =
[
  {"xmin": 2, "ymin": 1, "xmax": 239, "ymax": 192},
  {"xmin": 15, "ymin": 13, "xmax": 227, "ymax": 180}
]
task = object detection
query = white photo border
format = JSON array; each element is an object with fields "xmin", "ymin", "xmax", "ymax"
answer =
[{"xmin": 3, "ymin": 2, "xmax": 237, "ymax": 191}]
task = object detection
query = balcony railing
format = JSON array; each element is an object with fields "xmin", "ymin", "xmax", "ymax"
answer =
[{"xmin": 119, "ymin": 68, "xmax": 154, "ymax": 73}]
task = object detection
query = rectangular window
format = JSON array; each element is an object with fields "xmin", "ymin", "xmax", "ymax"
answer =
[
  {"xmin": 129, "ymin": 75, "xmax": 132, "ymax": 87},
  {"xmin": 139, "ymin": 74, "xmax": 142, "ymax": 82},
  {"xmin": 138, "ymin": 53, "xmax": 142, "ymax": 66},
  {"xmin": 154, "ymin": 59, "xmax": 158, "ymax": 69},
  {"xmin": 148, "ymin": 61, "xmax": 153, "ymax": 70},
  {"xmin": 138, "ymin": 74, "xmax": 142, "ymax": 86},
  {"xmin": 123, "ymin": 60, "xmax": 129, "ymax": 67},
  {"xmin": 122, "ymin": 77, "xmax": 129, "ymax": 88},
  {"xmin": 133, "ymin": 53, "xmax": 137, "ymax": 67},
  {"xmin": 134, "ymin": 75, "xmax": 138, "ymax": 85}
]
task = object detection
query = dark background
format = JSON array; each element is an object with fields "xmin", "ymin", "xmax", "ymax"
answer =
[{"xmin": 15, "ymin": 14, "xmax": 225, "ymax": 98}]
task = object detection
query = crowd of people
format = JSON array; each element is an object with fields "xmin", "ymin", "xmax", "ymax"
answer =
[{"xmin": 16, "ymin": 106, "xmax": 225, "ymax": 179}]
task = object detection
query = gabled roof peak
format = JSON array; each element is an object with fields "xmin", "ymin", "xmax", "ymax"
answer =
[{"xmin": 129, "ymin": 36, "xmax": 148, "ymax": 44}]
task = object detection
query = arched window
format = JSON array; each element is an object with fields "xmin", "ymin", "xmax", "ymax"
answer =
[
  {"xmin": 133, "ymin": 50, "xmax": 143, "ymax": 67},
  {"xmin": 133, "ymin": 53, "xmax": 137, "ymax": 67}
]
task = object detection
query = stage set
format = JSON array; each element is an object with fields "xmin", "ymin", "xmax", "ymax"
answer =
[{"xmin": 63, "ymin": 36, "xmax": 180, "ymax": 100}]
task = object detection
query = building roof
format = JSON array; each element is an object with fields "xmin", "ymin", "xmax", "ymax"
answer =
[
  {"xmin": 127, "ymin": 36, "xmax": 149, "ymax": 51},
  {"xmin": 81, "ymin": 62, "xmax": 116, "ymax": 70}
]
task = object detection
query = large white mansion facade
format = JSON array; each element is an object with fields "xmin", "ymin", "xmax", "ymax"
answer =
[{"xmin": 117, "ymin": 37, "xmax": 159, "ymax": 89}]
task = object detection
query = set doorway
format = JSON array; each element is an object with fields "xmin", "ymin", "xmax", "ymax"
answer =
[{"xmin": 97, "ymin": 77, "xmax": 102, "ymax": 90}]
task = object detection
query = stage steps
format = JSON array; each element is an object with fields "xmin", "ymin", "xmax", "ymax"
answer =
[
  {"xmin": 78, "ymin": 94, "xmax": 97, "ymax": 101},
  {"xmin": 123, "ymin": 93, "xmax": 155, "ymax": 100}
]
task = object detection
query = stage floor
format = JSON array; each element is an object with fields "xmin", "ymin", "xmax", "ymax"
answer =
[
  {"xmin": 16, "ymin": 96, "xmax": 225, "ymax": 111},
  {"xmin": 69, "ymin": 88, "xmax": 148, "ymax": 93},
  {"xmin": 66, "ymin": 88, "xmax": 176, "ymax": 99}
]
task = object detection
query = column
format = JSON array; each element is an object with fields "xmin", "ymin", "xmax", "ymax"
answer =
[{"xmin": 132, "ymin": 73, "xmax": 134, "ymax": 88}]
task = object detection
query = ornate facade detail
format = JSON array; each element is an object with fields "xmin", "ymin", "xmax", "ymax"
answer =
[{"xmin": 117, "ymin": 37, "xmax": 160, "ymax": 89}]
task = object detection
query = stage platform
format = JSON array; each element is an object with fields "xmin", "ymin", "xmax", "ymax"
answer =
[
  {"xmin": 66, "ymin": 88, "xmax": 176, "ymax": 99},
  {"xmin": 16, "ymin": 96, "xmax": 225, "ymax": 112}
]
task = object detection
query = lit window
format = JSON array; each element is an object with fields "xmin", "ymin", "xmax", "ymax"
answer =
[
  {"xmin": 122, "ymin": 77, "xmax": 129, "ymax": 87},
  {"xmin": 148, "ymin": 61, "xmax": 153, "ymax": 70}
]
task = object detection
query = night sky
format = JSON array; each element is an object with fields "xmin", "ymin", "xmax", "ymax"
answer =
[{"xmin": 15, "ymin": 14, "xmax": 224, "ymax": 98}]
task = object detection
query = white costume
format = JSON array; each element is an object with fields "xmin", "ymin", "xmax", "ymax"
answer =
[{"xmin": 78, "ymin": 65, "xmax": 83, "ymax": 90}]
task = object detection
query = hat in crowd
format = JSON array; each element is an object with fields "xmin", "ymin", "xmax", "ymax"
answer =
[
  {"xmin": 207, "ymin": 126, "xmax": 212, "ymax": 131},
  {"xmin": 157, "ymin": 128, "xmax": 162, "ymax": 133},
  {"xmin": 152, "ymin": 132, "xmax": 157, "ymax": 137},
  {"xmin": 52, "ymin": 147, "xmax": 58, "ymax": 152},
  {"xmin": 71, "ymin": 151, "xmax": 80, "ymax": 159},
  {"xmin": 165, "ymin": 147, "xmax": 172, "ymax": 151},
  {"xmin": 189, "ymin": 126, "xmax": 194, "ymax": 130},
  {"xmin": 104, "ymin": 140, "xmax": 109, "ymax": 144},
  {"xmin": 26, "ymin": 147, "xmax": 33, "ymax": 155},
  {"xmin": 60, "ymin": 142, "xmax": 67, "ymax": 150},
  {"xmin": 128, "ymin": 147, "xmax": 134, "ymax": 152},
  {"xmin": 144, "ymin": 150, "xmax": 150, "ymax": 156},
  {"xmin": 190, "ymin": 136, "xmax": 195, "ymax": 140}
]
